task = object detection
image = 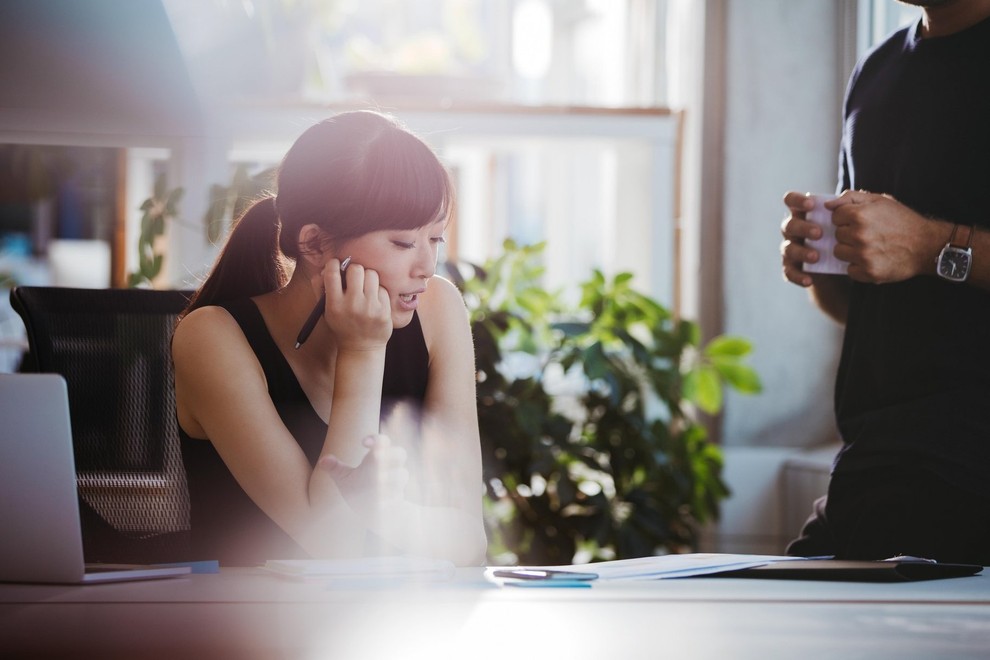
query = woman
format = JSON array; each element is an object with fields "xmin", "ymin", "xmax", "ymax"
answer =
[{"xmin": 172, "ymin": 110, "xmax": 487, "ymax": 567}]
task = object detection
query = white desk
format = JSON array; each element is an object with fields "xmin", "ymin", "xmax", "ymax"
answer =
[{"xmin": 2, "ymin": 568, "xmax": 989, "ymax": 659}]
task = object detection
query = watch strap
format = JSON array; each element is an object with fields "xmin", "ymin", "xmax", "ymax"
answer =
[{"xmin": 948, "ymin": 223, "xmax": 974, "ymax": 249}]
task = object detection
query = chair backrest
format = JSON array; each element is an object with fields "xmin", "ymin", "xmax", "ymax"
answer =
[{"xmin": 10, "ymin": 286, "xmax": 194, "ymax": 563}]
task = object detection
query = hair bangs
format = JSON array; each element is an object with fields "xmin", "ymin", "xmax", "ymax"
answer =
[{"xmin": 355, "ymin": 128, "xmax": 453, "ymax": 235}]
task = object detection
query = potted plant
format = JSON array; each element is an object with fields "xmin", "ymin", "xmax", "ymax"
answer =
[
  {"xmin": 202, "ymin": 165, "xmax": 276, "ymax": 244},
  {"xmin": 128, "ymin": 174, "xmax": 182, "ymax": 288},
  {"xmin": 448, "ymin": 240, "xmax": 761, "ymax": 565}
]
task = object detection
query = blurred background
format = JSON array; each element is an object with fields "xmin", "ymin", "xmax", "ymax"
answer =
[{"xmin": 0, "ymin": 0, "xmax": 921, "ymax": 553}]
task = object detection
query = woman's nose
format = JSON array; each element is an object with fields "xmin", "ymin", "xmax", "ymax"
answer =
[{"xmin": 414, "ymin": 243, "xmax": 437, "ymax": 279}]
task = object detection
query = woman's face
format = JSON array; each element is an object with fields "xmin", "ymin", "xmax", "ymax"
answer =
[{"xmin": 336, "ymin": 220, "xmax": 446, "ymax": 328}]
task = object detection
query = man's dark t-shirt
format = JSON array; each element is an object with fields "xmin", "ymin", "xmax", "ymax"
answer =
[{"xmin": 833, "ymin": 16, "xmax": 990, "ymax": 498}]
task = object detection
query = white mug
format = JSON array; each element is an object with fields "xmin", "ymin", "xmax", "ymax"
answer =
[{"xmin": 802, "ymin": 194, "xmax": 849, "ymax": 275}]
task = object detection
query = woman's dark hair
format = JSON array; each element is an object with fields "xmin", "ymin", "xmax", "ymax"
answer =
[{"xmin": 182, "ymin": 110, "xmax": 454, "ymax": 315}]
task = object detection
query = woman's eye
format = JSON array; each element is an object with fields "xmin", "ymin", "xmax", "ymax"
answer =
[
  {"xmin": 431, "ymin": 236, "xmax": 447, "ymax": 245},
  {"xmin": 392, "ymin": 241, "xmax": 415, "ymax": 249}
]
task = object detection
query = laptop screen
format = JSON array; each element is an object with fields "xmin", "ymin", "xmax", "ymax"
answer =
[
  {"xmin": 0, "ymin": 373, "xmax": 192, "ymax": 584},
  {"xmin": 0, "ymin": 373, "xmax": 91, "ymax": 583}
]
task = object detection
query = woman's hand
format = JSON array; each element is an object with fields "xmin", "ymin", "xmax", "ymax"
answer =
[
  {"xmin": 313, "ymin": 258, "xmax": 393, "ymax": 351},
  {"xmin": 318, "ymin": 434, "xmax": 409, "ymax": 522}
]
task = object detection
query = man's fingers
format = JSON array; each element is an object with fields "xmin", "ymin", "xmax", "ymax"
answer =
[
  {"xmin": 782, "ymin": 237, "xmax": 820, "ymax": 263},
  {"xmin": 782, "ymin": 217, "xmax": 824, "ymax": 241},
  {"xmin": 783, "ymin": 191, "xmax": 815, "ymax": 212},
  {"xmin": 782, "ymin": 262, "xmax": 813, "ymax": 287},
  {"xmin": 826, "ymin": 189, "xmax": 874, "ymax": 210}
]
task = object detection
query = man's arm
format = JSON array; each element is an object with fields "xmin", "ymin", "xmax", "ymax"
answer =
[
  {"xmin": 782, "ymin": 190, "xmax": 990, "ymax": 325},
  {"xmin": 808, "ymin": 275, "xmax": 851, "ymax": 325},
  {"xmin": 827, "ymin": 191, "xmax": 990, "ymax": 291}
]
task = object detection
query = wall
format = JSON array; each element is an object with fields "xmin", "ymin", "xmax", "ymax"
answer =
[
  {"xmin": 718, "ymin": 0, "xmax": 849, "ymax": 451},
  {"xmin": 691, "ymin": 0, "xmax": 855, "ymax": 552}
]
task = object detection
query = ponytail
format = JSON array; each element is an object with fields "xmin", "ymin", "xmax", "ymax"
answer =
[{"xmin": 181, "ymin": 196, "xmax": 289, "ymax": 316}]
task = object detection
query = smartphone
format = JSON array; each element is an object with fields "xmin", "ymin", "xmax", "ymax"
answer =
[{"xmin": 491, "ymin": 568, "xmax": 597, "ymax": 581}]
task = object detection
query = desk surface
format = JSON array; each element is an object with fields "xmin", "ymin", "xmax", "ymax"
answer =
[{"xmin": 2, "ymin": 568, "xmax": 989, "ymax": 659}]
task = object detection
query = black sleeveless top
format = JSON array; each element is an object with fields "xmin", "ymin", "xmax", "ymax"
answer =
[{"xmin": 179, "ymin": 298, "xmax": 429, "ymax": 566}]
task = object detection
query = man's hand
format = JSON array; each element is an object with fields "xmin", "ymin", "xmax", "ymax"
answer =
[
  {"xmin": 780, "ymin": 191, "xmax": 853, "ymax": 324},
  {"xmin": 827, "ymin": 190, "xmax": 943, "ymax": 284},
  {"xmin": 780, "ymin": 192, "xmax": 823, "ymax": 288}
]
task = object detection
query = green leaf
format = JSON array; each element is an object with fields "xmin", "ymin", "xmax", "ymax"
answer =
[
  {"xmin": 677, "ymin": 319, "xmax": 701, "ymax": 347},
  {"xmin": 712, "ymin": 362, "xmax": 763, "ymax": 394},
  {"xmin": 582, "ymin": 342, "xmax": 609, "ymax": 381},
  {"xmin": 704, "ymin": 335, "xmax": 753, "ymax": 358},
  {"xmin": 684, "ymin": 366, "xmax": 723, "ymax": 414},
  {"xmin": 554, "ymin": 321, "xmax": 591, "ymax": 338}
]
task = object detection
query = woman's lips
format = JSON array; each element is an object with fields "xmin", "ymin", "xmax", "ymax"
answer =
[{"xmin": 397, "ymin": 289, "xmax": 425, "ymax": 311}]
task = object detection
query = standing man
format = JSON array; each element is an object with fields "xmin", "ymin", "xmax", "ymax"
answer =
[{"xmin": 780, "ymin": 0, "xmax": 990, "ymax": 564}]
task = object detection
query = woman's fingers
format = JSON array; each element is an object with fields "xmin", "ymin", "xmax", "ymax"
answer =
[{"xmin": 319, "ymin": 434, "xmax": 408, "ymax": 515}]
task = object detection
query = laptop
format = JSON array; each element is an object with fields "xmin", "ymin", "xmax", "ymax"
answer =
[{"xmin": 0, "ymin": 373, "xmax": 190, "ymax": 584}]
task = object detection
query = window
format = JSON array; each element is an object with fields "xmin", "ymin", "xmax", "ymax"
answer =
[
  {"xmin": 170, "ymin": 0, "xmax": 682, "ymax": 303},
  {"xmin": 858, "ymin": 0, "xmax": 921, "ymax": 55},
  {"xmin": 179, "ymin": 0, "xmax": 672, "ymax": 107},
  {"xmin": 223, "ymin": 106, "xmax": 679, "ymax": 303}
]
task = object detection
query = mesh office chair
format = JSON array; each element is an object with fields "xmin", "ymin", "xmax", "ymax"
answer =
[{"xmin": 11, "ymin": 286, "xmax": 194, "ymax": 563}]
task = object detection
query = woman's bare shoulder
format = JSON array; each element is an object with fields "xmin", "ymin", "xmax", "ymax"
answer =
[
  {"xmin": 420, "ymin": 275, "xmax": 468, "ymax": 326},
  {"xmin": 423, "ymin": 274, "xmax": 466, "ymax": 311},
  {"xmin": 172, "ymin": 305, "xmax": 257, "ymax": 375},
  {"xmin": 173, "ymin": 306, "xmax": 238, "ymax": 350},
  {"xmin": 419, "ymin": 275, "xmax": 472, "ymax": 354}
]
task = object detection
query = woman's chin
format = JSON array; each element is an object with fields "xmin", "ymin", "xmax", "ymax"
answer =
[{"xmin": 391, "ymin": 309, "xmax": 415, "ymax": 329}]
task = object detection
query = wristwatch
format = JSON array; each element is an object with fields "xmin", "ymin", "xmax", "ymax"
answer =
[{"xmin": 936, "ymin": 224, "xmax": 974, "ymax": 282}]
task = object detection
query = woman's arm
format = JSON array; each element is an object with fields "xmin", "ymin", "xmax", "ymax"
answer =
[
  {"xmin": 367, "ymin": 275, "xmax": 488, "ymax": 565},
  {"xmin": 172, "ymin": 306, "xmax": 381, "ymax": 558}
]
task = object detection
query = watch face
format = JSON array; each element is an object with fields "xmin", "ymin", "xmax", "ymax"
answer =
[{"xmin": 938, "ymin": 246, "xmax": 972, "ymax": 282}]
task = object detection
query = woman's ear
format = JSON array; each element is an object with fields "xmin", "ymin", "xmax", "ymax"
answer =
[{"xmin": 296, "ymin": 224, "xmax": 330, "ymax": 270}]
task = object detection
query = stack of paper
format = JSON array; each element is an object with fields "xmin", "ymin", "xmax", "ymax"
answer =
[
  {"xmin": 508, "ymin": 553, "xmax": 804, "ymax": 581},
  {"xmin": 488, "ymin": 553, "xmax": 983, "ymax": 585}
]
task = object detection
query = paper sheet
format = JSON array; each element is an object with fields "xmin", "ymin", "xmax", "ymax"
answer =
[{"xmin": 509, "ymin": 553, "xmax": 806, "ymax": 581}]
